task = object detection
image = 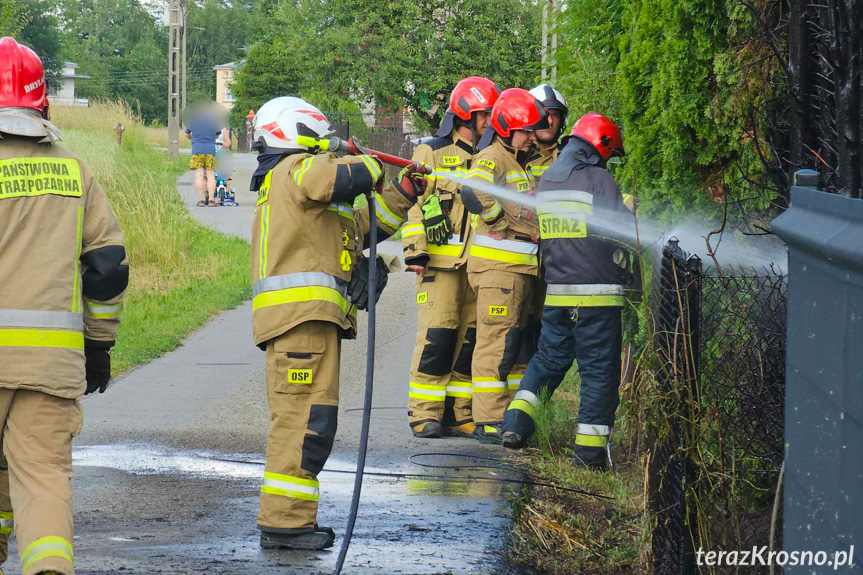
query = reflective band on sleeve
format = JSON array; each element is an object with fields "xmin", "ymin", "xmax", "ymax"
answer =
[
  {"xmin": 293, "ymin": 157, "xmax": 314, "ymax": 186},
  {"xmin": 401, "ymin": 224, "xmax": 425, "ymax": 238},
  {"xmin": 261, "ymin": 472, "xmax": 320, "ymax": 501},
  {"xmin": 530, "ymin": 166, "xmax": 548, "ymax": 177},
  {"xmin": 326, "ymin": 202, "xmax": 355, "ymax": 220},
  {"xmin": 258, "ymin": 205, "xmax": 270, "ymax": 280},
  {"xmin": 409, "ymin": 382, "xmax": 447, "ymax": 402},
  {"xmin": 375, "ymin": 193, "xmax": 405, "ymax": 228},
  {"xmin": 470, "ymin": 234, "xmax": 539, "ymax": 266},
  {"xmin": 72, "ymin": 206, "xmax": 83, "ymax": 313},
  {"xmin": 481, "ymin": 201, "xmax": 502, "ymax": 222},
  {"xmin": 0, "ymin": 329, "xmax": 84, "ymax": 349},
  {"xmin": 445, "ymin": 381, "xmax": 472, "ymax": 398},
  {"xmin": 577, "ymin": 423, "xmax": 612, "ymax": 436},
  {"xmin": 0, "ymin": 310, "xmax": 83, "ymax": 330},
  {"xmin": 467, "ymin": 168, "xmax": 494, "ymax": 183},
  {"xmin": 20, "ymin": 535, "xmax": 73, "ymax": 572},
  {"xmin": 0, "ymin": 157, "xmax": 82, "ymax": 200},
  {"xmin": 0, "ymin": 510, "xmax": 13, "ymax": 535},
  {"xmin": 507, "ymin": 399, "xmax": 535, "ymax": 418},
  {"xmin": 575, "ymin": 434, "xmax": 609, "ymax": 448},
  {"xmin": 83, "ymin": 302, "xmax": 123, "ymax": 320},
  {"xmin": 472, "ymin": 377, "xmax": 507, "ymax": 393},
  {"xmin": 358, "ymin": 155, "xmax": 382, "ymax": 182},
  {"xmin": 514, "ymin": 389, "xmax": 539, "ymax": 405}
]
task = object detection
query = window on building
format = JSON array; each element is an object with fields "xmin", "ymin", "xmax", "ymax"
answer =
[
  {"xmin": 223, "ymin": 71, "xmax": 229, "ymax": 78},
  {"xmin": 225, "ymin": 84, "xmax": 235, "ymax": 102}
]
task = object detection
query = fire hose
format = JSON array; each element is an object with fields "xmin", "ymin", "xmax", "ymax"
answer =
[{"xmin": 295, "ymin": 135, "xmax": 430, "ymax": 574}]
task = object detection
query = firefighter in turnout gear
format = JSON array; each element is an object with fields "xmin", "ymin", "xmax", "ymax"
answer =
[
  {"xmin": 518, "ymin": 85, "xmax": 570, "ymax": 385},
  {"xmin": 0, "ymin": 37, "xmax": 128, "ymax": 575},
  {"xmin": 403, "ymin": 76, "xmax": 502, "ymax": 439},
  {"xmin": 526, "ymin": 84, "xmax": 568, "ymax": 181},
  {"xmin": 250, "ymin": 97, "xmax": 420, "ymax": 550},
  {"xmin": 461, "ymin": 88, "xmax": 549, "ymax": 444},
  {"xmin": 501, "ymin": 114, "xmax": 634, "ymax": 471}
]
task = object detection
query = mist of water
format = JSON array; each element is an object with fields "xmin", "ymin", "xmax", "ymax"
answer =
[{"xmin": 438, "ymin": 174, "xmax": 788, "ymax": 272}]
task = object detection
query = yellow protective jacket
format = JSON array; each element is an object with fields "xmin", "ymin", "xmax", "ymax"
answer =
[
  {"xmin": 0, "ymin": 137, "xmax": 126, "ymax": 398},
  {"xmin": 527, "ymin": 143, "xmax": 562, "ymax": 181},
  {"xmin": 401, "ymin": 130, "xmax": 476, "ymax": 271},
  {"xmin": 251, "ymin": 152, "xmax": 415, "ymax": 346},
  {"xmin": 465, "ymin": 136, "xmax": 540, "ymax": 277}
]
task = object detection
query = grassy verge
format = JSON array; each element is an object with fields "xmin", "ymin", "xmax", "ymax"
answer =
[
  {"xmin": 52, "ymin": 101, "xmax": 250, "ymax": 374},
  {"xmin": 504, "ymin": 368, "xmax": 649, "ymax": 574}
]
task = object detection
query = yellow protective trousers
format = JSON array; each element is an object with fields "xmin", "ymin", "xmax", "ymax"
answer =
[
  {"xmin": 0, "ymin": 389, "xmax": 81, "ymax": 575},
  {"xmin": 468, "ymin": 270, "xmax": 535, "ymax": 425},
  {"xmin": 258, "ymin": 321, "xmax": 340, "ymax": 533},
  {"xmin": 408, "ymin": 267, "xmax": 477, "ymax": 428}
]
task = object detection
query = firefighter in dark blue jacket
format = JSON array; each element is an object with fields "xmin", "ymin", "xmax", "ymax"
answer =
[{"xmin": 500, "ymin": 113, "xmax": 633, "ymax": 470}]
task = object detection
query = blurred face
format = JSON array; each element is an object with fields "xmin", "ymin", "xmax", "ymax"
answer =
[
  {"xmin": 510, "ymin": 129, "xmax": 536, "ymax": 151},
  {"xmin": 474, "ymin": 111, "xmax": 490, "ymax": 135},
  {"xmin": 535, "ymin": 109, "xmax": 562, "ymax": 145}
]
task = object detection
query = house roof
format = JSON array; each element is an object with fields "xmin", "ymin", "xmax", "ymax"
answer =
[{"xmin": 213, "ymin": 62, "xmax": 236, "ymax": 70}]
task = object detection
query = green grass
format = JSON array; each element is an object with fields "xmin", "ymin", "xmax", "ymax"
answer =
[
  {"xmin": 504, "ymin": 368, "xmax": 649, "ymax": 574},
  {"xmin": 52, "ymin": 101, "xmax": 251, "ymax": 374}
]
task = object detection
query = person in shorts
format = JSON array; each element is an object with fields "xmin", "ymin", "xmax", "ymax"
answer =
[{"xmin": 185, "ymin": 104, "xmax": 229, "ymax": 207}]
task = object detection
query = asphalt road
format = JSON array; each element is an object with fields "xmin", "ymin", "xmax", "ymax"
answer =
[{"xmin": 3, "ymin": 152, "xmax": 517, "ymax": 575}]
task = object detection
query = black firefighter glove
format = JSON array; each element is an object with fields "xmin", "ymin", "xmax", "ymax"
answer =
[
  {"xmin": 348, "ymin": 256, "xmax": 390, "ymax": 311},
  {"xmin": 421, "ymin": 195, "xmax": 454, "ymax": 245},
  {"xmin": 84, "ymin": 342, "xmax": 113, "ymax": 394}
]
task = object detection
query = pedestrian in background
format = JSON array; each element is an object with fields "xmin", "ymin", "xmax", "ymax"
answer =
[{"xmin": 184, "ymin": 101, "xmax": 229, "ymax": 207}]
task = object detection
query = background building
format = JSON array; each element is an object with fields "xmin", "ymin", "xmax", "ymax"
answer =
[
  {"xmin": 48, "ymin": 62, "xmax": 90, "ymax": 107},
  {"xmin": 213, "ymin": 62, "xmax": 236, "ymax": 110}
]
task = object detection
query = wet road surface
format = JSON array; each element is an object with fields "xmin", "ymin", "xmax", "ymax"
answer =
[{"xmin": 2, "ymin": 153, "xmax": 516, "ymax": 575}]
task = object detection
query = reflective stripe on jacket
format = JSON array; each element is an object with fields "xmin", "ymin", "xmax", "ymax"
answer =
[
  {"xmin": 401, "ymin": 131, "xmax": 476, "ymax": 270},
  {"xmin": 466, "ymin": 137, "xmax": 539, "ymax": 276},
  {"xmin": 251, "ymin": 152, "xmax": 414, "ymax": 345},
  {"xmin": 0, "ymin": 137, "xmax": 126, "ymax": 396},
  {"xmin": 536, "ymin": 138, "xmax": 634, "ymax": 307}
]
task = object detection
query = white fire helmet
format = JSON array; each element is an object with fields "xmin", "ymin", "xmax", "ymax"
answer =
[
  {"xmin": 252, "ymin": 96, "xmax": 334, "ymax": 151},
  {"xmin": 528, "ymin": 84, "xmax": 569, "ymax": 124}
]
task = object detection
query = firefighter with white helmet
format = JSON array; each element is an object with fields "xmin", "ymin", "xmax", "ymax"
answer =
[
  {"xmin": 526, "ymin": 84, "xmax": 569, "ymax": 181},
  {"xmin": 249, "ymin": 96, "xmax": 423, "ymax": 550}
]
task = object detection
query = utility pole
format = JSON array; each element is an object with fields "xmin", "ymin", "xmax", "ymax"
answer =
[
  {"xmin": 167, "ymin": 0, "xmax": 184, "ymax": 159},
  {"xmin": 181, "ymin": 2, "xmax": 187, "ymax": 112},
  {"xmin": 541, "ymin": 0, "xmax": 558, "ymax": 83}
]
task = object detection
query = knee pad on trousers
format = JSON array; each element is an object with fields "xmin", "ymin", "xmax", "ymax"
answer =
[
  {"xmin": 451, "ymin": 327, "xmax": 476, "ymax": 377},
  {"xmin": 498, "ymin": 327, "xmax": 523, "ymax": 378},
  {"xmin": 419, "ymin": 328, "xmax": 459, "ymax": 376},
  {"xmin": 301, "ymin": 405, "xmax": 338, "ymax": 475},
  {"xmin": 502, "ymin": 406, "xmax": 535, "ymax": 440}
]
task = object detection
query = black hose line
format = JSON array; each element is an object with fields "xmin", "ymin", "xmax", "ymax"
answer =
[{"xmin": 331, "ymin": 194, "xmax": 378, "ymax": 575}]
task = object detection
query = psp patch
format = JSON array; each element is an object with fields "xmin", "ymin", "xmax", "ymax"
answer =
[
  {"xmin": 477, "ymin": 159, "xmax": 496, "ymax": 170},
  {"xmin": 287, "ymin": 369, "xmax": 313, "ymax": 385},
  {"xmin": 417, "ymin": 291, "xmax": 429, "ymax": 304},
  {"xmin": 489, "ymin": 305, "xmax": 508, "ymax": 317},
  {"xmin": 441, "ymin": 156, "xmax": 462, "ymax": 167}
]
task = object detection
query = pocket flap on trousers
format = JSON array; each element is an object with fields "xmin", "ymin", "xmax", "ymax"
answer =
[{"xmin": 274, "ymin": 333, "xmax": 327, "ymax": 354}]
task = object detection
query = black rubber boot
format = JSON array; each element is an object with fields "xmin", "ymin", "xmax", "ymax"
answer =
[
  {"xmin": 314, "ymin": 524, "xmax": 335, "ymax": 538},
  {"xmin": 472, "ymin": 424, "xmax": 504, "ymax": 445},
  {"xmin": 260, "ymin": 529, "xmax": 335, "ymax": 550},
  {"xmin": 412, "ymin": 420, "xmax": 443, "ymax": 438},
  {"xmin": 569, "ymin": 449, "xmax": 609, "ymax": 472},
  {"xmin": 501, "ymin": 430, "xmax": 526, "ymax": 449}
]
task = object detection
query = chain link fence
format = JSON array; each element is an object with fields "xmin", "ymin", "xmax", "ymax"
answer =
[{"xmin": 650, "ymin": 239, "xmax": 787, "ymax": 574}]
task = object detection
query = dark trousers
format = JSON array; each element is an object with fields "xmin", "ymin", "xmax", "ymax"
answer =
[{"xmin": 503, "ymin": 306, "xmax": 622, "ymax": 464}]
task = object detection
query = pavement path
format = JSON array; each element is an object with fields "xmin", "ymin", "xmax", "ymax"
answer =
[{"xmin": 3, "ymin": 152, "xmax": 517, "ymax": 575}]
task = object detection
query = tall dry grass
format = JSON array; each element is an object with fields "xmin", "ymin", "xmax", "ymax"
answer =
[{"xmin": 51, "ymin": 101, "xmax": 250, "ymax": 372}]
